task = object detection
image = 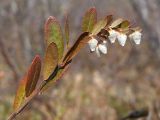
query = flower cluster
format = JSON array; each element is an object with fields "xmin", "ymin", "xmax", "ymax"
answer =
[
  {"xmin": 88, "ymin": 38, "xmax": 107, "ymax": 57},
  {"xmin": 88, "ymin": 25, "xmax": 142, "ymax": 57},
  {"xmin": 108, "ymin": 29, "xmax": 142, "ymax": 46}
]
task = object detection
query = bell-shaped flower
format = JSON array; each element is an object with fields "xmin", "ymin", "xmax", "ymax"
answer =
[
  {"xmin": 95, "ymin": 41, "xmax": 107, "ymax": 57},
  {"xmin": 117, "ymin": 33, "xmax": 127, "ymax": 46},
  {"xmin": 129, "ymin": 31, "xmax": 142, "ymax": 45},
  {"xmin": 108, "ymin": 30, "xmax": 119, "ymax": 43},
  {"xmin": 88, "ymin": 37, "xmax": 98, "ymax": 52}
]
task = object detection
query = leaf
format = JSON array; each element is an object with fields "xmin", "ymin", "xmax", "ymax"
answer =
[
  {"xmin": 91, "ymin": 18, "xmax": 108, "ymax": 35},
  {"xmin": 13, "ymin": 76, "xmax": 27, "ymax": 110},
  {"xmin": 120, "ymin": 20, "xmax": 130, "ymax": 29},
  {"xmin": 42, "ymin": 31, "xmax": 88, "ymax": 92},
  {"xmin": 82, "ymin": 7, "xmax": 97, "ymax": 32},
  {"xmin": 25, "ymin": 55, "xmax": 41, "ymax": 97},
  {"xmin": 45, "ymin": 16, "xmax": 64, "ymax": 61},
  {"xmin": 110, "ymin": 18, "xmax": 124, "ymax": 28},
  {"xmin": 43, "ymin": 42, "xmax": 58, "ymax": 80},
  {"xmin": 41, "ymin": 63, "xmax": 70, "ymax": 92},
  {"xmin": 64, "ymin": 15, "xmax": 70, "ymax": 48},
  {"xmin": 104, "ymin": 15, "xmax": 113, "ymax": 26},
  {"xmin": 62, "ymin": 32, "xmax": 90, "ymax": 64}
]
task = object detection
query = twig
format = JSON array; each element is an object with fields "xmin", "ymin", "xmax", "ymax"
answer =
[
  {"xmin": 8, "ymin": 84, "xmax": 42, "ymax": 120},
  {"xmin": 7, "ymin": 62, "xmax": 71, "ymax": 120},
  {"xmin": 121, "ymin": 108, "xmax": 149, "ymax": 120}
]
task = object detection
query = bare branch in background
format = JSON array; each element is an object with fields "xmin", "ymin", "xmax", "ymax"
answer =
[
  {"xmin": 131, "ymin": 0, "xmax": 160, "ymax": 57},
  {"xmin": 121, "ymin": 108, "xmax": 148, "ymax": 120},
  {"xmin": 0, "ymin": 38, "xmax": 20, "ymax": 81}
]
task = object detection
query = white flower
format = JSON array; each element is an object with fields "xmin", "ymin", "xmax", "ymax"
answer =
[
  {"xmin": 95, "ymin": 42, "xmax": 107, "ymax": 57},
  {"xmin": 98, "ymin": 44, "xmax": 107, "ymax": 54},
  {"xmin": 95, "ymin": 46, "xmax": 100, "ymax": 57},
  {"xmin": 108, "ymin": 30, "xmax": 119, "ymax": 43},
  {"xmin": 88, "ymin": 37, "xmax": 107, "ymax": 57},
  {"xmin": 129, "ymin": 31, "xmax": 142, "ymax": 45},
  {"xmin": 117, "ymin": 33, "xmax": 127, "ymax": 46},
  {"xmin": 88, "ymin": 37, "xmax": 98, "ymax": 52}
]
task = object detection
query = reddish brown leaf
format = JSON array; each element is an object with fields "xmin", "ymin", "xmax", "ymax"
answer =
[
  {"xmin": 43, "ymin": 42, "xmax": 58, "ymax": 80},
  {"xmin": 45, "ymin": 16, "xmax": 64, "ymax": 61},
  {"xmin": 82, "ymin": 7, "xmax": 97, "ymax": 32},
  {"xmin": 13, "ymin": 76, "xmax": 27, "ymax": 110},
  {"xmin": 104, "ymin": 15, "xmax": 113, "ymax": 26},
  {"xmin": 62, "ymin": 32, "xmax": 90, "ymax": 64},
  {"xmin": 25, "ymin": 55, "xmax": 41, "ymax": 97}
]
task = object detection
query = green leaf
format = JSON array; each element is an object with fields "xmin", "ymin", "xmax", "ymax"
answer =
[
  {"xmin": 110, "ymin": 18, "xmax": 124, "ymax": 28},
  {"xmin": 91, "ymin": 18, "xmax": 108, "ymax": 35},
  {"xmin": 45, "ymin": 16, "xmax": 64, "ymax": 61},
  {"xmin": 82, "ymin": 7, "xmax": 97, "ymax": 32},
  {"xmin": 41, "ymin": 63, "xmax": 70, "ymax": 92},
  {"xmin": 25, "ymin": 55, "xmax": 41, "ymax": 97},
  {"xmin": 64, "ymin": 15, "xmax": 70, "ymax": 48},
  {"xmin": 120, "ymin": 20, "xmax": 130, "ymax": 29},
  {"xmin": 62, "ymin": 32, "xmax": 90, "ymax": 64},
  {"xmin": 43, "ymin": 42, "xmax": 58, "ymax": 80},
  {"xmin": 13, "ymin": 76, "xmax": 27, "ymax": 110},
  {"xmin": 42, "ymin": 33, "xmax": 90, "ymax": 92}
]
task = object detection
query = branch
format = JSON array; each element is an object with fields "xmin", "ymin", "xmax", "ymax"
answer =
[
  {"xmin": 121, "ymin": 108, "xmax": 148, "ymax": 120},
  {"xmin": 7, "ymin": 62, "xmax": 71, "ymax": 120}
]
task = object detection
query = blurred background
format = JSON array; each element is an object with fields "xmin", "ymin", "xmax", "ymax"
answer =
[{"xmin": 0, "ymin": 0, "xmax": 160, "ymax": 120}]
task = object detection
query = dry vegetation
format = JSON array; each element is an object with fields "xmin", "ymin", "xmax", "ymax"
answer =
[{"xmin": 0, "ymin": 0, "xmax": 160, "ymax": 120}]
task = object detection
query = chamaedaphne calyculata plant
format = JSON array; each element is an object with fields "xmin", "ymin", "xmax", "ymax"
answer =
[{"xmin": 8, "ymin": 7, "xmax": 142, "ymax": 120}]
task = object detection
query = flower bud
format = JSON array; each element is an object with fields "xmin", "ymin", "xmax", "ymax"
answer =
[
  {"xmin": 88, "ymin": 38, "xmax": 98, "ymax": 51},
  {"xmin": 108, "ymin": 30, "xmax": 118, "ymax": 43},
  {"xmin": 98, "ymin": 44, "xmax": 107, "ymax": 54},
  {"xmin": 117, "ymin": 33, "xmax": 127, "ymax": 46},
  {"xmin": 96, "ymin": 46, "xmax": 101, "ymax": 57},
  {"xmin": 129, "ymin": 31, "xmax": 142, "ymax": 45}
]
